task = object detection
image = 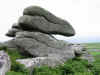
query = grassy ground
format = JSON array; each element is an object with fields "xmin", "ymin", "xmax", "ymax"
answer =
[
  {"xmin": 85, "ymin": 42, "xmax": 100, "ymax": 62},
  {"xmin": 90, "ymin": 52, "xmax": 100, "ymax": 56},
  {"xmin": 84, "ymin": 43, "xmax": 100, "ymax": 50},
  {"xmin": 2, "ymin": 42, "xmax": 100, "ymax": 75},
  {"xmin": 85, "ymin": 42, "xmax": 100, "ymax": 75}
]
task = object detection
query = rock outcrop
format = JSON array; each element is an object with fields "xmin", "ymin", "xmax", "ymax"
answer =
[
  {"xmin": 4, "ymin": 6, "xmax": 94, "ymax": 68},
  {"xmin": 5, "ymin": 31, "xmax": 75, "ymax": 62},
  {"xmin": 18, "ymin": 15, "xmax": 75, "ymax": 36},
  {"xmin": 6, "ymin": 6, "xmax": 75, "ymax": 37},
  {"xmin": 23, "ymin": 6, "xmax": 75, "ymax": 36}
]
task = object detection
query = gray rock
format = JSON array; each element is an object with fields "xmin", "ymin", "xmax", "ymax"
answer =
[
  {"xmin": 70, "ymin": 44, "xmax": 86, "ymax": 55},
  {"xmin": 6, "ymin": 28, "xmax": 20, "ymax": 37},
  {"xmin": 14, "ymin": 31, "xmax": 74, "ymax": 57},
  {"xmin": 15, "ymin": 31, "xmax": 66, "ymax": 48},
  {"xmin": 3, "ymin": 39, "xmax": 18, "ymax": 49},
  {"xmin": 4, "ymin": 31, "xmax": 93, "ymax": 66},
  {"xmin": 0, "ymin": 51, "xmax": 11, "ymax": 75},
  {"xmin": 6, "ymin": 23, "xmax": 22, "ymax": 37},
  {"xmin": 70, "ymin": 44, "xmax": 94, "ymax": 62},
  {"xmin": 16, "ymin": 57, "xmax": 47, "ymax": 68},
  {"xmin": 80, "ymin": 51, "xmax": 95, "ymax": 63},
  {"xmin": 4, "ymin": 6, "xmax": 94, "ymax": 68},
  {"xmin": 18, "ymin": 15, "xmax": 75, "ymax": 36},
  {"xmin": 12, "ymin": 23, "xmax": 21, "ymax": 29},
  {"xmin": 23, "ymin": 6, "xmax": 74, "ymax": 30},
  {"xmin": 16, "ymin": 56, "xmax": 64, "ymax": 68},
  {"xmin": 38, "ymin": 54, "xmax": 65, "ymax": 67},
  {"xmin": 5, "ymin": 31, "xmax": 75, "ymax": 65}
]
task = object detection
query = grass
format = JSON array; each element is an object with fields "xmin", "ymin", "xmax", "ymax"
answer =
[
  {"xmin": 32, "ymin": 58, "xmax": 93, "ymax": 75},
  {"xmin": 32, "ymin": 42, "xmax": 100, "ymax": 75},
  {"xmin": 0, "ymin": 46, "xmax": 30, "ymax": 75},
  {"xmin": 84, "ymin": 43, "xmax": 100, "ymax": 50},
  {"xmin": 0, "ymin": 42, "xmax": 100, "ymax": 75},
  {"xmin": 6, "ymin": 71, "xmax": 26, "ymax": 75},
  {"xmin": 89, "ymin": 52, "xmax": 100, "ymax": 56},
  {"xmin": 85, "ymin": 42, "xmax": 100, "ymax": 75}
]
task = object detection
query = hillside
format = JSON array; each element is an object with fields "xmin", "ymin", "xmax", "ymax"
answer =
[{"xmin": 84, "ymin": 43, "xmax": 100, "ymax": 50}]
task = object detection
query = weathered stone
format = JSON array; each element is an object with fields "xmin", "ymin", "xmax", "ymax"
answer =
[
  {"xmin": 5, "ymin": 31, "xmax": 75, "ymax": 65},
  {"xmin": 38, "ymin": 54, "xmax": 65, "ymax": 67},
  {"xmin": 4, "ymin": 6, "xmax": 94, "ymax": 68},
  {"xmin": 12, "ymin": 23, "xmax": 21, "ymax": 29},
  {"xmin": 16, "ymin": 57, "xmax": 47, "ymax": 68},
  {"xmin": 80, "ymin": 51, "xmax": 95, "ymax": 63},
  {"xmin": 23, "ymin": 6, "xmax": 74, "ymax": 29},
  {"xmin": 15, "ymin": 31, "xmax": 65, "ymax": 48},
  {"xmin": 6, "ymin": 23, "xmax": 22, "ymax": 37},
  {"xmin": 18, "ymin": 15, "xmax": 75, "ymax": 36},
  {"xmin": 70, "ymin": 44, "xmax": 94, "ymax": 62},
  {"xmin": 16, "ymin": 56, "xmax": 64, "ymax": 68},
  {"xmin": 3, "ymin": 39, "xmax": 18, "ymax": 49},
  {"xmin": 70, "ymin": 44, "xmax": 86, "ymax": 56},
  {"xmin": 14, "ymin": 32, "xmax": 75, "ymax": 58},
  {"xmin": 4, "ymin": 31, "xmax": 94, "ymax": 67},
  {"xmin": 0, "ymin": 51, "xmax": 11, "ymax": 75},
  {"xmin": 6, "ymin": 28, "xmax": 20, "ymax": 37}
]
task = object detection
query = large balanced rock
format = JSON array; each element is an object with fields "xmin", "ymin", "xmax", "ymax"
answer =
[
  {"xmin": 19, "ymin": 6, "xmax": 75, "ymax": 36},
  {"xmin": 4, "ymin": 6, "xmax": 94, "ymax": 68},
  {"xmin": 23, "ymin": 6, "xmax": 73, "ymax": 27},
  {"xmin": 0, "ymin": 51, "xmax": 11, "ymax": 75},
  {"xmin": 18, "ymin": 15, "xmax": 75, "ymax": 36}
]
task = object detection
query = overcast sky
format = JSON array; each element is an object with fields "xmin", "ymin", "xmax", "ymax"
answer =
[{"xmin": 0, "ymin": 0, "xmax": 100, "ymax": 43}]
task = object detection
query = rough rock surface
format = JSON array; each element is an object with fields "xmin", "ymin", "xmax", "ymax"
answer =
[
  {"xmin": 4, "ymin": 6, "xmax": 94, "ymax": 68},
  {"xmin": 5, "ymin": 33, "xmax": 93, "ymax": 67},
  {"xmin": 70, "ymin": 44, "xmax": 86, "ymax": 55},
  {"xmin": 12, "ymin": 23, "xmax": 21, "ymax": 29},
  {"xmin": 6, "ymin": 28, "xmax": 19, "ymax": 37},
  {"xmin": 18, "ymin": 15, "xmax": 75, "ymax": 36},
  {"xmin": 16, "ymin": 57, "xmax": 47, "ymax": 68},
  {"xmin": 5, "ymin": 31, "xmax": 75, "ymax": 60},
  {"xmin": 16, "ymin": 44, "xmax": 94, "ymax": 69},
  {"xmin": 70, "ymin": 44, "xmax": 94, "ymax": 62},
  {"xmin": 16, "ymin": 56, "xmax": 65, "ymax": 68},
  {"xmin": 6, "ymin": 23, "xmax": 22, "ymax": 37},
  {"xmin": 0, "ymin": 51, "xmax": 11, "ymax": 75},
  {"xmin": 23, "ymin": 6, "xmax": 74, "ymax": 27}
]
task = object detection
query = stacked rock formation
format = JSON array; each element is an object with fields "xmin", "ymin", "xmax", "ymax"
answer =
[{"xmin": 4, "ymin": 6, "xmax": 93, "ymax": 67}]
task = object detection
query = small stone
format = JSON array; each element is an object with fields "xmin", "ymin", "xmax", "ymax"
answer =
[
  {"xmin": 0, "ymin": 51, "xmax": 11, "ymax": 75},
  {"xmin": 6, "ymin": 28, "xmax": 20, "ymax": 37}
]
